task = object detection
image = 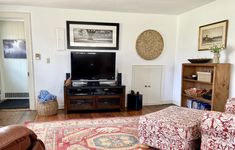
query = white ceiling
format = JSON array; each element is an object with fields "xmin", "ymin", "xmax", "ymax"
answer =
[{"xmin": 0, "ymin": 0, "xmax": 216, "ymax": 15}]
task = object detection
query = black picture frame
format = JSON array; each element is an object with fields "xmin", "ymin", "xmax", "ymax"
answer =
[{"xmin": 66, "ymin": 21, "xmax": 119, "ymax": 50}]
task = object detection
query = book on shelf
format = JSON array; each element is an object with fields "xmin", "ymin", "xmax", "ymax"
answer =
[{"xmin": 187, "ymin": 99, "xmax": 211, "ymax": 110}]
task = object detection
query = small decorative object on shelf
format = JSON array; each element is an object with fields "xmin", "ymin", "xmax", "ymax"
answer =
[
  {"xmin": 202, "ymin": 90, "xmax": 212, "ymax": 100},
  {"xmin": 187, "ymin": 99, "xmax": 211, "ymax": 110},
  {"xmin": 197, "ymin": 71, "xmax": 212, "ymax": 83},
  {"xmin": 184, "ymin": 88, "xmax": 208, "ymax": 97},
  {"xmin": 192, "ymin": 74, "xmax": 197, "ymax": 80},
  {"xmin": 210, "ymin": 44, "xmax": 224, "ymax": 63},
  {"xmin": 187, "ymin": 58, "xmax": 211, "ymax": 63},
  {"xmin": 64, "ymin": 78, "xmax": 72, "ymax": 87}
]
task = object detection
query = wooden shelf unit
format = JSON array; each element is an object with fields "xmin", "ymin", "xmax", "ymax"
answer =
[
  {"xmin": 64, "ymin": 85, "xmax": 125, "ymax": 113},
  {"xmin": 181, "ymin": 63, "xmax": 231, "ymax": 112}
]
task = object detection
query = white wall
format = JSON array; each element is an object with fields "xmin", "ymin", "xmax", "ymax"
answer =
[
  {"xmin": 0, "ymin": 21, "xmax": 28, "ymax": 94},
  {"xmin": 173, "ymin": 0, "xmax": 235, "ymax": 105},
  {"xmin": 0, "ymin": 5, "xmax": 178, "ymax": 108}
]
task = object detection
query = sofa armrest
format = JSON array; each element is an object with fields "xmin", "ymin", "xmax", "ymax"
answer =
[
  {"xmin": 225, "ymin": 98, "xmax": 235, "ymax": 114},
  {"xmin": 201, "ymin": 111, "xmax": 235, "ymax": 134},
  {"xmin": 0, "ymin": 125, "xmax": 45, "ymax": 150},
  {"xmin": 201, "ymin": 111, "xmax": 235, "ymax": 149}
]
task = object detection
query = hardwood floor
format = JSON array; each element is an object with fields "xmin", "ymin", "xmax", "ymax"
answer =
[
  {"xmin": 0, "ymin": 109, "xmax": 37, "ymax": 126},
  {"xmin": 0, "ymin": 104, "xmax": 173, "ymax": 126}
]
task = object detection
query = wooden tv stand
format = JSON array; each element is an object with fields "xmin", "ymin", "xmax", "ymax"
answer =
[{"xmin": 64, "ymin": 85, "xmax": 125, "ymax": 113}]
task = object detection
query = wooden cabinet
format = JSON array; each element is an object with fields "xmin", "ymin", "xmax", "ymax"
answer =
[
  {"xmin": 132, "ymin": 65, "xmax": 162, "ymax": 105},
  {"xmin": 64, "ymin": 85, "xmax": 125, "ymax": 113},
  {"xmin": 181, "ymin": 63, "xmax": 230, "ymax": 112}
]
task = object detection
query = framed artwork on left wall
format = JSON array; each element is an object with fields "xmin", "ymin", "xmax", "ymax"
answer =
[
  {"xmin": 66, "ymin": 21, "xmax": 119, "ymax": 50},
  {"xmin": 198, "ymin": 20, "xmax": 228, "ymax": 50}
]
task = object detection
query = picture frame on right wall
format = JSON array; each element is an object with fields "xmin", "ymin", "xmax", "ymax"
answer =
[{"xmin": 198, "ymin": 20, "xmax": 228, "ymax": 51}]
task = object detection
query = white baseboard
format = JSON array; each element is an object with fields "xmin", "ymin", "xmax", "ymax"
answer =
[
  {"xmin": 143, "ymin": 100, "xmax": 173, "ymax": 106},
  {"xmin": 58, "ymin": 104, "xmax": 64, "ymax": 110}
]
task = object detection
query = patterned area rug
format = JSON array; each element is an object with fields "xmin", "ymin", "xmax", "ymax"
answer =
[{"xmin": 26, "ymin": 117, "xmax": 153, "ymax": 150}]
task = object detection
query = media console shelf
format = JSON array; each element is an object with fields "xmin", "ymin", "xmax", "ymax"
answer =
[{"xmin": 64, "ymin": 85, "xmax": 125, "ymax": 113}]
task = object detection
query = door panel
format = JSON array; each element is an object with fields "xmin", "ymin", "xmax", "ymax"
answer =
[
  {"xmin": 132, "ymin": 65, "xmax": 162, "ymax": 105},
  {"xmin": 147, "ymin": 66, "xmax": 162, "ymax": 105},
  {"xmin": 132, "ymin": 66, "xmax": 149, "ymax": 103}
]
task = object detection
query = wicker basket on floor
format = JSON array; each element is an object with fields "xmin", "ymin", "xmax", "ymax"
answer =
[{"xmin": 37, "ymin": 100, "xmax": 58, "ymax": 116}]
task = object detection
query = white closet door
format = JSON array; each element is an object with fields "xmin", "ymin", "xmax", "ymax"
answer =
[
  {"xmin": 146, "ymin": 66, "xmax": 162, "ymax": 105},
  {"xmin": 132, "ymin": 66, "xmax": 149, "ymax": 103},
  {"xmin": 132, "ymin": 65, "xmax": 162, "ymax": 105}
]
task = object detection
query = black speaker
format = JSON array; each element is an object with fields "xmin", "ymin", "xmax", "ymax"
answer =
[
  {"xmin": 117, "ymin": 73, "xmax": 122, "ymax": 86},
  {"xmin": 127, "ymin": 92, "xmax": 142, "ymax": 110},
  {"xmin": 66, "ymin": 73, "xmax": 70, "ymax": 80}
]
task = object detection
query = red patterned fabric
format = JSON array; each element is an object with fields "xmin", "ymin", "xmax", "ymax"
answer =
[
  {"xmin": 201, "ymin": 111, "xmax": 235, "ymax": 150},
  {"xmin": 138, "ymin": 106, "xmax": 204, "ymax": 150},
  {"xmin": 225, "ymin": 98, "xmax": 235, "ymax": 114},
  {"xmin": 25, "ymin": 117, "xmax": 154, "ymax": 150}
]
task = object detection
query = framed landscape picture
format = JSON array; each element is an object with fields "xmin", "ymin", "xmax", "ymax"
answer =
[
  {"xmin": 66, "ymin": 21, "xmax": 119, "ymax": 50},
  {"xmin": 198, "ymin": 20, "xmax": 228, "ymax": 50},
  {"xmin": 3, "ymin": 39, "xmax": 27, "ymax": 59}
]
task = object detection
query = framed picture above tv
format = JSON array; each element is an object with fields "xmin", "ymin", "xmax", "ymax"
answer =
[
  {"xmin": 198, "ymin": 20, "xmax": 228, "ymax": 51},
  {"xmin": 66, "ymin": 21, "xmax": 119, "ymax": 50}
]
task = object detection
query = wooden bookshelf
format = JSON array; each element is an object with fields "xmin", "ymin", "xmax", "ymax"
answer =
[{"xmin": 181, "ymin": 63, "xmax": 231, "ymax": 112}]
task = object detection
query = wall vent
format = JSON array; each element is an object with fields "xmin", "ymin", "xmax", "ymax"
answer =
[{"xmin": 5, "ymin": 92, "xmax": 29, "ymax": 98}]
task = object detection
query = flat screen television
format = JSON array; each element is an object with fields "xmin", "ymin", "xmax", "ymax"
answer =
[{"xmin": 71, "ymin": 52, "xmax": 116, "ymax": 81}]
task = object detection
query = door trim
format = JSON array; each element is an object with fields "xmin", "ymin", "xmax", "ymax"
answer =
[{"xmin": 0, "ymin": 12, "xmax": 35, "ymax": 110}]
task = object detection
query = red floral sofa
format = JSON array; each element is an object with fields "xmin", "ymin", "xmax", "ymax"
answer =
[{"xmin": 200, "ymin": 98, "xmax": 235, "ymax": 149}]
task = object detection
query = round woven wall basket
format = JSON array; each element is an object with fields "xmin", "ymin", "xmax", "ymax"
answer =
[
  {"xmin": 37, "ymin": 100, "xmax": 58, "ymax": 116},
  {"xmin": 136, "ymin": 29, "xmax": 164, "ymax": 60}
]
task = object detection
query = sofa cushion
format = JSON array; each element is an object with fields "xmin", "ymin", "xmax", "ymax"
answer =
[
  {"xmin": 138, "ymin": 106, "xmax": 205, "ymax": 149},
  {"xmin": 225, "ymin": 98, "xmax": 235, "ymax": 114},
  {"xmin": 201, "ymin": 111, "xmax": 235, "ymax": 149}
]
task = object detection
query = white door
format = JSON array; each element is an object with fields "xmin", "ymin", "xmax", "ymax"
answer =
[
  {"xmin": 0, "ymin": 12, "xmax": 35, "ymax": 110},
  {"xmin": 0, "ymin": 20, "xmax": 28, "ymax": 97},
  {"xmin": 0, "ymin": 62, "xmax": 3, "ymax": 101},
  {"xmin": 132, "ymin": 65, "xmax": 162, "ymax": 105}
]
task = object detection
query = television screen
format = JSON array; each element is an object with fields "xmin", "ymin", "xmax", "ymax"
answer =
[{"xmin": 71, "ymin": 52, "xmax": 116, "ymax": 80}]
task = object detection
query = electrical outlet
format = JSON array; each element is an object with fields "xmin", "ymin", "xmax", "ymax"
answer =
[{"xmin": 46, "ymin": 58, "xmax": 50, "ymax": 64}]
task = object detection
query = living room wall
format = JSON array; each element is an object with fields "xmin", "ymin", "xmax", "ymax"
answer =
[
  {"xmin": 173, "ymin": 0, "xmax": 235, "ymax": 105},
  {"xmin": 0, "ymin": 5, "xmax": 178, "ymax": 108}
]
